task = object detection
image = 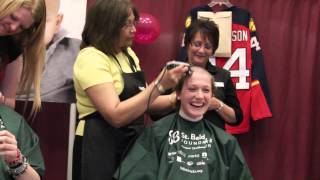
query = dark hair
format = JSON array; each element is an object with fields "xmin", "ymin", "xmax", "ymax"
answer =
[
  {"xmin": 81, "ymin": 0, "xmax": 139, "ymax": 56},
  {"xmin": 184, "ymin": 19, "xmax": 220, "ymax": 55}
]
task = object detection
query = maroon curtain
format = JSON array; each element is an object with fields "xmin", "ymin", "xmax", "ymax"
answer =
[
  {"xmin": 131, "ymin": 0, "xmax": 320, "ymax": 180},
  {"xmin": 15, "ymin": 102, "xmax": 70, "ymax": 180}
]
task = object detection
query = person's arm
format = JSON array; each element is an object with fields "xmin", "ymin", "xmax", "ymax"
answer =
[
  {"xmin": 14, "ymin": 165, "xmax": 40, "ymax": 180},
  {"xmin": 86, "ymin": 65, "xmax": 188, "ymax": 128},
  {"xmin": 0, "ymin": 56, "xmax": 22, "ymax": 108},
  {"xmin": 149, "ymin": 92, "xmax": 177, "ymax": 115},
  {"xmin": 0, "ymin": 130, "xmax": 41, "ymax": 180},
  {"xmin": 209, "ymin": 77, "xmax": 243, "ymax": 125},
  {"xmin": 208, "ymin": 96, "xmax": 236, "ymax": 123}
]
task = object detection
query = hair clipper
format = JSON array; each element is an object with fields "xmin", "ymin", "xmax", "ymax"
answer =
[{"xmin": 165, "ymin": 61, "xmax": 192, "ymax": 76}]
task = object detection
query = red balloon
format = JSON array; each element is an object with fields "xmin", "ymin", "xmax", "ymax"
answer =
[{"xmin": 134, "ymin": 13, "xmax": 160, "ymax": 45}]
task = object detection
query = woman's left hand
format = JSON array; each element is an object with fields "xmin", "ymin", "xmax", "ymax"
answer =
[{"xmin": 208, "ymin": 96, "xmax": 222, "ymax": 110}]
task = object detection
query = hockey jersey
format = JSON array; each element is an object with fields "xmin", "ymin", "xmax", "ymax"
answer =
[{"xmin": 180, "ymin": 5, "xmax": 272, "ymax": 134}]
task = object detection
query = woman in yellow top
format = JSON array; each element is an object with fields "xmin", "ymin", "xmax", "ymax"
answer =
[{"xmin": 72, "ymin": 0, "xmax": 189, "ymax": 179}]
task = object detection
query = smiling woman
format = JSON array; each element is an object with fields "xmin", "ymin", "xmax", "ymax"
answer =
[
  {"xmin": 176, "ymin": 67, "xmax": 213, "ymax": 120},
  {"xmin": 114, "ymin": 66, "xmax": 252, "ymax": 180},
  {"xmin": 0, "ymin": 0, "xmax": 46, "ymax": 112},
  {"xmin": 184, "ymin": 19, "xmax": 243, "ymax": 130},
  {"xmin": 0, "ymin": 7, "xmax": 34, "ymax": 35}
]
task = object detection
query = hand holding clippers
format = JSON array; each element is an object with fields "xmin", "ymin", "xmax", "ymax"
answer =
[{"xmin": 165, "ymin": 61, "xmax": 193, "ymax": 76}]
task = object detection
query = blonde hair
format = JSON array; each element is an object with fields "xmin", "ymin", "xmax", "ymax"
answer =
[{"xmin": 1, "ymin": 0, "xmax": 46, "ymax": 114}]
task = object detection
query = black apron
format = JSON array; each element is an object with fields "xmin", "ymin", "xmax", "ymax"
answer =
[{"xmin": 73, "ymin": 52, "xmax": 146, "ymax": 180}]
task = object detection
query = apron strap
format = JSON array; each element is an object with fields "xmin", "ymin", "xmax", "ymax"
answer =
[
  {"xmin": 111, "ymin": 50, "xmax": 137, "ymax": 73},
  {"xmin": 123, "ymin": 50, "xmax": 137, "ymax": 72}
]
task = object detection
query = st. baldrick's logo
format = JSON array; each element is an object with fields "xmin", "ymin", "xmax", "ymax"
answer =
[{"xmin": 168, "ymin": 130, "xmax": 180, "ymax": 145}]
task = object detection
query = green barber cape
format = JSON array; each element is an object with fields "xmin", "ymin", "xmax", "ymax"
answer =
[
  {"xmin": 0, "ymin": 105, "xmax": 45, "ymax": 180},
  {"xmin": 114, "ymin": 113, "xmax": 252, "ymax": 180}
]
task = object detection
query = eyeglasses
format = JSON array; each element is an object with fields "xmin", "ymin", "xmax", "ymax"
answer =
[
  {"xmin": 123, "ymin": 20, "xmax": 138, "ymax": 29},
  {"xmin": 191, "ymin": 41, "xmax": 213, "ymax": 50}
]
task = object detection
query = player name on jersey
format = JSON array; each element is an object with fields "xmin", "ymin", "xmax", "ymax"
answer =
[{"xmin": 232, "ymin": 30, "xmax": 248, "ymax": 42}]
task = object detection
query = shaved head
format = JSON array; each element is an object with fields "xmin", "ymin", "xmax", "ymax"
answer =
[
  {"xmin": 45, "ymin": 0, "xmax": 60, "ymax": 17},
  {"xmin": 44, "ymin": 0, "xmax": 63, "ymax": 45}
]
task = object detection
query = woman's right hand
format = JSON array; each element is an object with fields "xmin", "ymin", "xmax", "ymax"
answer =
[{"xmin": 155, "ymin": 64, "xmax": 189, "ymax": 91}]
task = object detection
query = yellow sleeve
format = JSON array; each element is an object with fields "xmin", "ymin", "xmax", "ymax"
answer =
[{"xmin": 74, "ymin": 47, "xmax": 113, "ymax": 90}]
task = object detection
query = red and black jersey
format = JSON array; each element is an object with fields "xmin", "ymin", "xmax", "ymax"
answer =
[{"xmin": 180, "ymin": 5, "xmax": 272, "ymax": 134}]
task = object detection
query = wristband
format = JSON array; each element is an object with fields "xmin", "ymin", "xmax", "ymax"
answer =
[
  {"xmin": 215, "ymin": 101, "xmax": 224, "ymax": 112},
  {"xmin": 7, "ymin": 155, "xmax": 29, "ymax": 178},
  {"xmin": 155, "ymin": 80, "xmax": 165, "ymax": 94},
  {"xmin": 7, "ymin": 149, "xmax": 22, "ymax": 168}
]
